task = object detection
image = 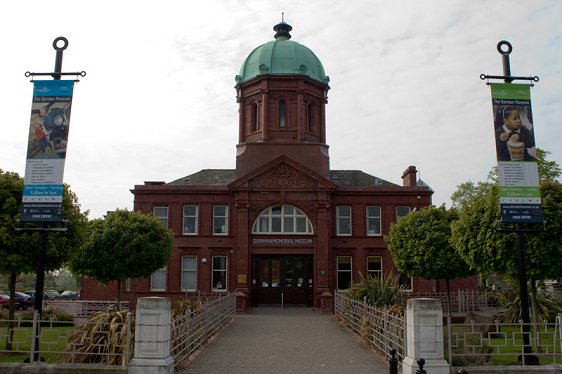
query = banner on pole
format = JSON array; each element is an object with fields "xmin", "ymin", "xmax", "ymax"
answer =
[
  {"xmin": 21, "ymin": 80, "xmax": 74, "ymax": 222},
  {"xmin": 490, "ymin": 83, "xmax": 542, "ymax": 223}
]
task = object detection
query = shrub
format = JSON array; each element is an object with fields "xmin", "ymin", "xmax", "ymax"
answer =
[
  {"xmin": 17, "ymin": 307, "xmax": 74, "ymax": 327},
  {"xmin": 57, "ymin": 310, "xmax": 133, "ymax": 365},
  {"xmin": 345, "ymin": 273, "xmax": 403, "ymax": 308}
]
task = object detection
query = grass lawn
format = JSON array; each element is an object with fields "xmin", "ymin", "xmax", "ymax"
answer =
[
  {"xmin": 0, "ymin": 325, "xmax": 74, "ymax": 363},
  {"xmin": 448, "ymin": 324, "xmax": 562, "ymax": 366}
]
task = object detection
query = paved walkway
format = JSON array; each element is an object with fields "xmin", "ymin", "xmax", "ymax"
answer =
[{"xmin": 179, "ymin": 307, "xmax": 389, "ymax": 374}]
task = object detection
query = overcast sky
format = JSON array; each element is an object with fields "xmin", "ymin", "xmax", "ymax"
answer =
[{"xmin": 2, "ymin": 0, "xmax": 561, "ymax": 219}]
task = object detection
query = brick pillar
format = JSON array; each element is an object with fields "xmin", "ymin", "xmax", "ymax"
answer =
[
  {"xmin": 402, "ymin": 298, "xmax": 449, "ymax": 374},
  {"xmin": 314, "ymin": 201, "xmax": 331, "ymax": 308},
  {"xmin": 129, "ymin": 297, "xmax": 174, "ymax": 374}
]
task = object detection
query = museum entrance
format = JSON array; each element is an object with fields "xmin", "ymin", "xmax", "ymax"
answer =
[{"xmin": 252, "ymin": 255, "xmax": 313, "ymax": 307}]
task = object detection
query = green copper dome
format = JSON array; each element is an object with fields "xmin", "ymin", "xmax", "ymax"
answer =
[{"xmin": 235, "ymin": 21, "xmax": 329, "ymax": 85}]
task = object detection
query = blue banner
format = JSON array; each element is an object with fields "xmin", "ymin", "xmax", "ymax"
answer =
[{"xmin": 21, "ymin": 80, "xmax": 74, "ymax": 222}]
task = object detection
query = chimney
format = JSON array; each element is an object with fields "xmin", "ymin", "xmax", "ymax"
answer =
[{"xmin": 402, "ymin": 166, "xmax": 417, "ymax": 187}]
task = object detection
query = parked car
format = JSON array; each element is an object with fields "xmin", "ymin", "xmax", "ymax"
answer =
[
  {"xmin": 23, "ymin": 290, "xmax": 51, "ymax": 302},
  {"xmin": 59, "ymin": 290, "xmax": 79, "ymax": 299},
  {"xmin": 0, "ymin": 294, "xmax": 10, "ymax": 309},
  {"xmin": 0, "ymin": 292, "xmax": 23, "ymax": 310},
  {"xmin": 14, "ymin": 292, "xmax": 33, "ymax": 309},
  {"xmin": 45, "ymin": 290, "xmax": 60, "ymax": 299}
]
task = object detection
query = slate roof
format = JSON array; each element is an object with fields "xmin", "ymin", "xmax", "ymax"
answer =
[
  {"xmin": 168, "ymin": 169, "xmax": 236, "ymax": 186},
  {"xmin": 168, "ymin": 169, "xmax": 398, "ymax": 187}
]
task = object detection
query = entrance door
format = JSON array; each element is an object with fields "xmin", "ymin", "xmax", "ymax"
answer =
[{"xmin": 252, "ymin": 255, "xmax": 313, "ymax": 307}]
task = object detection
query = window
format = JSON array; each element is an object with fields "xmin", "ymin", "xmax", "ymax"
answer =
[
  {"xmin": 213, "ymin": 205, "xmax": 228, "ymax": 235},
  {"xmin": 181, "ymin": 256, "xmax": 197, "ymax": 291},
  {"xmin": 153, "ymin": 206, "xmax": 168, "ymax": 228},
  {"xmin": 212, "ymin": 256, "xmax": 227, "ymax": 292},
  {"xmin": 252, "ymin": 205, "xmax": 313, "ymax": 234},
  {"xmin": 367, "ymin": 256, "xmax": 382, "ymax": 279},
  {"xmin": 279, "ymin": 100, "xmax": 286, "ymax": 128},
  {"xmin": 183, "ymin": 205, "xmax": 198, "ymax": 235},
  {"xmin": 396, "ymin": 206, "xmax": 411, "ymax": 220},
  {"xmin": 252, "ymin": 102, "xmax": 260, "ymax": 131},
  {"xmin": 366, "ymin": 206, "xmax": 381, "ymax": 235},
  {"xmin": 306, "ymin": 103, "xmax": 312, "ymax": 131},
  {"xmin": 336, "ymin": 206, "xmax": 352, "ymax": 236},
  {"xmin": 151, "ymin": 266, "xmax": 166, "ymax": 291},
  {"xmin": 399, "ymin": 272, "xmax": 413, "ymax": 292},
  {"xmin": 337, "ymin": 256, "xmax": 352, "ymax": 289},
  {"xmin": 125, "ymin": 278, "xmax": 131, "ymax": 291}
]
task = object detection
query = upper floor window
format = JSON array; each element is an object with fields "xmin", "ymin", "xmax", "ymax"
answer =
[
  {"xmin": 153, "ymin": 206, "xmax": 168, "ymax": 228},
  {"xmin": 336, "ymin": 206, "xmax": 352, "ymax": 236},
  {"xmin": 279, "ymin": 100, "xmax": 286, "ymax": 128},
  {"xmin": 252, "ymin": 205, "xmax": 313, "ymax": 234},
  {"xmin": 366, "ymin": 206, "xmax": 381, "ymax": 236},
  {"xmin": 213, "ymin": 205, "xmax": 229, "ymax": 235},
  {"xmin": 396, "ymin": 206, "xmax": 411, "ymax": 220},
  {"xmin": 183, "ymin": 205, "xmax": 198, "ymax": 235}
]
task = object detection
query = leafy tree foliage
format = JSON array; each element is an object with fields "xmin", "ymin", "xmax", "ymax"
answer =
[
  {"xmin": 386, "ymin": 207, "xmax": 471, "ymax": 315},
  {"xmin": 71, "ymin": 209, "xmax": 174, "ymax": 306},
  {"xmin": 0, "ymin": 170, "xmax": 87, "ymax": 290},
  {"xmin": 387, "ymin": 206, "xmax": 473, "ymax": 282},
  {"xmin": 451, "ymin": 181, "xmax": 562, "ymax": 281},
  {"xmin": 0, "ymin": 169, "xmax": 87, "ymax": 349},
  {"xmin": 386, "ymin": 206, "xmax": 474, "ymax": 317}
]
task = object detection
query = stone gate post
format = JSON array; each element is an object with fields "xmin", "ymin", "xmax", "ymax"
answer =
[
  {"xmin": 129, "ymin": 297, "xmax": 174, "ymax": 374},
  {"xmin": 402, "ymin": 298, "xmax": 450, "ymax": 374}
]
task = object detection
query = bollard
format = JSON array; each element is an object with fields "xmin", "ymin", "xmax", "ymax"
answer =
[
  {"xmin": 389, "ymin": 348, "xmax": 398, "ymax": 374},
  {"xmin": 416, "ymin": 358, "xmax": 426, "ymax": 374}
]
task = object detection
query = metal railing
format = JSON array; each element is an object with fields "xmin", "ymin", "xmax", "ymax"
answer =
[
  {"xmin": 446, "ymin": 314, "xmax": 562, "ymax": 367},
  {"xmin": 334, "ymin": 290, "xmax": 405, "ymax": 365},
  {"xmin": 405, "ymin": 290, "xmax": 497, "ymax": 313},
  {"xmin": 0, "ymin": 310, "xmax": 133, "ymax": 366},
  {"xmin": 171, "ymin": 292, "xmax": 236, "ymax": 369}
]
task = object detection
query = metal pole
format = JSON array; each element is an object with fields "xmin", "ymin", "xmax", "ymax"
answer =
[
  {"xmin": 32, "ymin": 223, "xmax": 48, "ymax": 361},
  {"xmin": 52, "ymin": 37, "xmax": 68, "ymax": 80},
  {"xmin": 516, "ymin": 224, "xmax": 532, "ymax": 358},
  {"xmin": 498, "ymin": 40, "xmax": 533, "ymax": 363},
  {"xmin": 31, "ymin": 36, "xmax": 68, "ymax": 362}
]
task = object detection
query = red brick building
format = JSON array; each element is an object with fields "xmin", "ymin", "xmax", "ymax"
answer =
[{"xmin": 81, "ymin": 21, "xmax": 476, "ymax": 309}]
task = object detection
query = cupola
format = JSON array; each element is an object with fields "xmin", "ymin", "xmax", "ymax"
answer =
[{"xmin": 234, "ymin": 21, "xmax": 331, "ymax": 179}]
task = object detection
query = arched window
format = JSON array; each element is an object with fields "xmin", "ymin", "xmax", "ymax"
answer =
[
  {"xmin": 252, "ymin": 205, "xmax": 313, "ymax": 234},
  {"xmin": 279, "ymin": 100, "xmax": 286, "ymax": 128}
]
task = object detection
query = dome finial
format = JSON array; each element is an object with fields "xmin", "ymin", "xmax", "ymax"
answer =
[{"xmin": 274, "ymin": 15, "xmax": 292, "ymax": 40}]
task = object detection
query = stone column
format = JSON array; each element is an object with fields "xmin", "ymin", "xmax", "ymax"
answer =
[
  {"xmin": 129, "ymin": 297, "xmax": 174, "ymax": 374},
  {"xmin": 402, "ymin": 298, "xmax": 449, "ymax": 374}
]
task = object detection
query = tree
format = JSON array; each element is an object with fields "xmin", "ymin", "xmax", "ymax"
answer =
[
  {"xmin": 0, "ymin": 169, "xmax": 88, "ymax": 349},
  {"xmin": 0, "ymin": 170, "xmax": 88, "ymax": 274},
  {"xmin": 386, "ymin": 205, "xmax": 475, "ymax": 317},
  {"xmin": 71, "ymin": 209, "xmax": 174, "ymax": 309}
]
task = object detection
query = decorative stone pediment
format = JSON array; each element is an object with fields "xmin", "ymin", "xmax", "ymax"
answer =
[
  {"xmin": 229, "ymin": 156, "xmax": 336, "ymax": 191},
  {"xmin": 249, "ymin": 163, "xmax": 314, "ymax": 189}
]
